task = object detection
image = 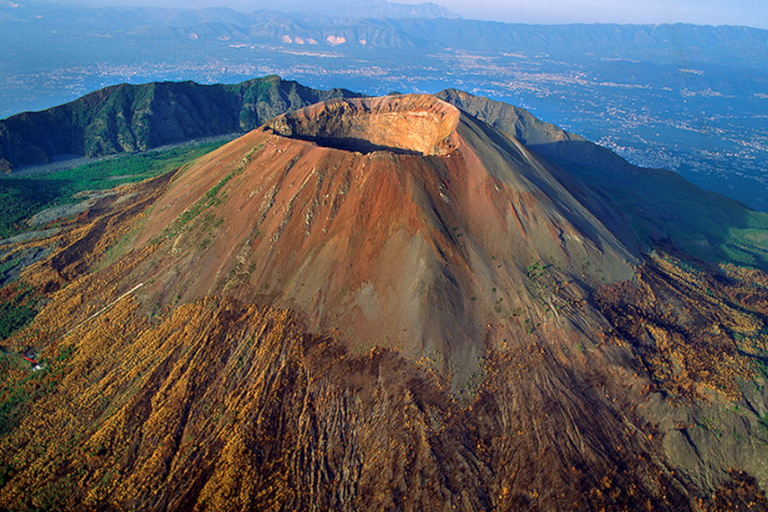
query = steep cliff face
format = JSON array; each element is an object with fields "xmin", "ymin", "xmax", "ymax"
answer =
[{"xmin": 0, "ymin": 94, "xmax": 767, "ymax": 511}]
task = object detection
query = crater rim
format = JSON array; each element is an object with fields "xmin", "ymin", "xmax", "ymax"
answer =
[{"xmin": 267, "ymin": 94, "xmax": 461, "ymax": 156}]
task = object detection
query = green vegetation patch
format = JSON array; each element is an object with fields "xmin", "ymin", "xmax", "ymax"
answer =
[
  {"xmin": 164, "ymin": 171, "xmax": 233, "ymax": 239},
  {"xmin": 0, "ymin": 141, "xmax": 226, "ymax": 240},
  {"xmin": 526, "ymin": 260, "xmax": 548, "ymax": 282},
  {"xmin": 35, "ymin": 141, "xmax": 225, "ymax": 193},
  {"xmin": 0, "ymin": 282, "xmax": 39, "ymax": 340},
  {"xmin": 160, "ymin": 143, "xmax": 262, "ymax": 243},
  {"xmin": 0, "ymin": 179, "xmax": 63, "ymax": 239},
  {"xmin": 760, "ymin": 412, "xmax": 768, "ymax": 435},
  {"xmin": 754, "ymin": 358, "xmax": 768, "ymax": 381}
]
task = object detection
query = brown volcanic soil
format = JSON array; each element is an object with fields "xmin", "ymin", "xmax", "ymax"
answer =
[
  {"xmin": 128, "ymin": 94, "xmax": 637, "ymax": 389},
  {"xmin": 1, "ymin": 95, "xmax": 768, "ymax": 511}
]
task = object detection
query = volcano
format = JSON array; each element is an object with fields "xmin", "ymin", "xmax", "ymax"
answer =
[
  {"xmin": 127, "ymin": 94, "xmax": 637, "ymax": 388},
  {"xmin": 1, "ymin": 94, "xmax": 768, "ymax": 511}
]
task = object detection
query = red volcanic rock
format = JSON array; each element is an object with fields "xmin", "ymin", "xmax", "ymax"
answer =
[{"xmin": 132, "ymin": 94, "xmax": 637, "ymax": 387}]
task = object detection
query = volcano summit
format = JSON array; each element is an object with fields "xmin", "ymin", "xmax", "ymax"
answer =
[{"xmin": 1, "ymin": 93, "xmax": 767, "ymax": 511}]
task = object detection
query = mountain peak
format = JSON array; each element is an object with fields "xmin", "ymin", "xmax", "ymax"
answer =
[{"xmin": 128, "ymin": 94, "xmax": 636, "ymax": 388}]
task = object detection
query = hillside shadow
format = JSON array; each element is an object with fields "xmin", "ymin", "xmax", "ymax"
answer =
[{"xmin": 531, "ymin": 141, "xmax": 768, "ymax": 271}]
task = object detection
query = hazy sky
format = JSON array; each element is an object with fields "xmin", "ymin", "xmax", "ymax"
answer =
[
  {"xmin": 439, "ymin": 0, "xmax": 768, "ymax": 28},
  {"xmin": 43, "ymin": 0, "xmax": 768, "ymax": 30}
]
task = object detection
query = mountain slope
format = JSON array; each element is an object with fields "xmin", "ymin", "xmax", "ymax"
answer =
[
  {"xmin": 437, "ymin": 89, "xmax": 768, "ymax": 271},
  {"xmin": 0, "ymin": 75, "xmax": 360, "ymax": 171}
]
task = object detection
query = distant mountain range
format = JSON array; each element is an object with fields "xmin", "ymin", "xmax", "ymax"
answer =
[
  {"xmin": 243, "ymin": 0, "xmax": 460, "ymax": 19},
  {"xmin": 0, "ymin": 0, "xmax": 458, "ymax": 29},
  {"xmin": 2, "ymin": 2, "xmax": 764, "ymax": 62}
]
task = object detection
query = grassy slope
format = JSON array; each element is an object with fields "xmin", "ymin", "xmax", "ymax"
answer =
[{"xmin": 0, "ymin": 141, "xmax": 226, "ymax": 239}]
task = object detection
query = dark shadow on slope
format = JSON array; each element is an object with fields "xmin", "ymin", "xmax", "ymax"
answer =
[
  {"xmin": 532, "ymin": 140, "xmax": 768, "ymax": 271},
  {"xmin": 463, "ymin": 114, "xmax": 644, "ymax": 257}
]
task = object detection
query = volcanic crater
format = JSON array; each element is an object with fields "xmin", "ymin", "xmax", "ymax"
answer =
[{"xmin": 267, "ymin": 95, "xmax": 460, "ymax": 155}]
